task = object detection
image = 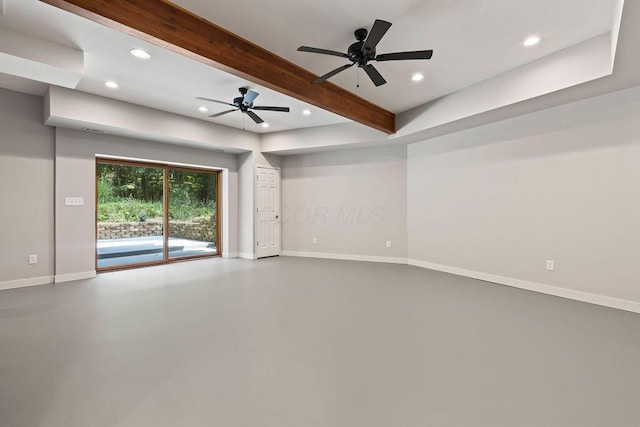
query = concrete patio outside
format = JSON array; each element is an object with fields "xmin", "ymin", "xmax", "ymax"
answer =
[{"xmin": 97, "ymin": 236, "xmax": 217, "ymax": 268}]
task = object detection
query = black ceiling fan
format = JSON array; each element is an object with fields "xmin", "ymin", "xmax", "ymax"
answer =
[
  {"xmin": 196, "ymin": 88, "xmax": 290, "ymax": 124},
  {"xmin": 298, "ymin": 19, "xmax": 433, "ymax": 87}
]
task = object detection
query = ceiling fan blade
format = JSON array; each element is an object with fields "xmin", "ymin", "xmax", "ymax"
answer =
[
  {"xmin": 363, "ymin": 64, "xmax": 387, "ymax": 87},
  {"xmin": 196, "ymin": 97, "xmax": 235, "ymax": 107},
  {"xmin": 313, "ymin": 63, "xmax": 355, "ymax": 83},
  {"xmin": 208, "ymin": 109, "xmax": 238, "ymax": 118},
  {"xmin": 362, "ymin": 19, "xmax": 392, "ymax": 53},
  {"xmin": 375, "ymin": 50, "xmax": 433, "ymax": 61},
  {"xmin": 246, "ymin": 110, "xmax": 264, "ymax": 124},
  {"xmin": 242, "ymin": 90, "xmax": 259, "ymax": 107},
  {"xmin": 252, "ymin": 106, "xmax": 290, "ymax": 112},
  {"xmin": 297, "ymin": 46, "xmax": 349, "ymax": 58}
]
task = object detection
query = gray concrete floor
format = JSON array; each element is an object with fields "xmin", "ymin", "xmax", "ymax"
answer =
[{"xmin": 1, "ymin": 257, "xmax": 639, "ymax": 427}]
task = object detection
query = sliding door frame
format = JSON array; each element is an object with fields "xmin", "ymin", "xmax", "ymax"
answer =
[{"xmin": 95, "ymin": 158, "xmax": 222, "ymax": 272}]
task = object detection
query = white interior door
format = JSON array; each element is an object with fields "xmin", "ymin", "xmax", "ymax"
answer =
[{"xmin": 256, "ymin": 167, "xmax": 280, "ymax": 258}]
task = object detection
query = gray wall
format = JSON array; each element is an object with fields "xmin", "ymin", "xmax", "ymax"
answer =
[
  {"xmin": 281, "ymin": 145, "xmax": 407, "ymax": 260},
  {"xmin": 238, "ymin": 152, "xmax": 254, "ymax": 258},
  {"xmin": 55, "ymin": 128, "xmax": 239, "ymax": 277},
  {"xmin": 0, "ymin": 88, "xmax": 54, "ymax": 285},
  {"xmin": 408, "ymin": 88, "xmax": 640, "ymax": 303}
]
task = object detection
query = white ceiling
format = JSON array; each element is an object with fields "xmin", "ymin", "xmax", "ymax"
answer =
[
  {"xmin": 173, "ymin": 0, "xmax": 617, "ymax": 112},
  {"xmin": 0, "ymin": 0, "xmax": 349, "ymax": 133},
  {"xmin": 0, "ymin": 0, "xmax": 619, "ymax": 134}
]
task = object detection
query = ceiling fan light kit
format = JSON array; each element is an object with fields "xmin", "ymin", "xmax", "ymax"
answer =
[
  {"xmin": 196, "ymin": 87, "xmax": 290, "ymax": 124},
  {"xmin": 298, "ymin": 19, "xmax": 433, "ymax": 87}
]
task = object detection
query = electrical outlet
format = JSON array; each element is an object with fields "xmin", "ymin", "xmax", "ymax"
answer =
[
  {"xmin": 28, "ymin": 254, "xmax": 37, "ymax": 265},
  {"xmin": 65, "ymin": 197, "xmax": 84, "ymax": 206},
  {"xmin": 386, "ymin": 240, "xmax": 392, "ymax": 248},
  {"xmin": 312, "ymin": 237, "xmax": 317, "ymax": 244},
  {"xmin": 546, "ymin": 260, "xmax": 555, "ymax": 271}
]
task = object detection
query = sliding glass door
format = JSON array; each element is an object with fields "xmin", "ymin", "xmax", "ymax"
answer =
[
  {"xmin": 168, "ymin": 169, "xmax": 218, "ymax": 260},
  {"xmin": 96, "ymin": 159, "xmax": 220, "ymax": 271}
]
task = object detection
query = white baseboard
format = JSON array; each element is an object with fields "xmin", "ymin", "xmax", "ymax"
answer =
[
  {"xmin": 408, "ymin": 259, "xmax": 640, "ymax": 314},
  {"xmin": 0, "ymin": 275, "xmax": 54, "ymax": 291},
  {"xmin": 55, "ymin": 270, "xmax": 96, "ymax": 284},
  {"xmin": 222, "ymin": 252, "xmax": 239, "ymax": 259},
  {"xmin": 239, "ymin": 252, "xmax": 257, "ymax": 260},
  {"xmin": 282, "ymin": 251, "xmax": 407, "ymax": 265}
]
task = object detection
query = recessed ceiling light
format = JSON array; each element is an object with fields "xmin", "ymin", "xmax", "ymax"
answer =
[
  {"xmin": 523, "ymin": 35, "xmax": 541, "ymax": 47},
  {"xmin": 411, "ymin": 73, "xmax": 424, "ymax": 82},
  {"xmin": 198, "ymin": 106, "xmax": 209, "ymax": 112},
  {"xmin": 261, "ymin": 123, "xmax": 270, "ymax": 128},
  {"xmin": 105, "ymin": 81, "xmax": 119, "ymax": 89},
  {"xmin": 302, "ymin": 109, "xmax": 312, "ymax": 116},
  {"xmin": 130, "ymin": 48, "xmax": 151, "ymax": 59}
]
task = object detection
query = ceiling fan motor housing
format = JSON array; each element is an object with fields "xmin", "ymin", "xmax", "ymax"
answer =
[
  {"xmin": 348, "ymin": 41, "xmax": 375, "ymax": 66},
  {"xmin": 349, "ymin": 28, "xmax": 376, "ymax": 66},
  {"xmin": 234, "ymin": 96, "xmax": 249, "ymax": 110},
  {"xmin": 235, "ymin": 88, "xmax": 253, "ymax": 110}
]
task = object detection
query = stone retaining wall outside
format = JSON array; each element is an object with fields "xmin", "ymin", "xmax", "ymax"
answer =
[
  {"xmin": 169, "ymin": 218, "xmax": 216, "ymax": 242},
  {"xmin": 98, "ymin": 217, "xmax": 216, "ymax": 242}
]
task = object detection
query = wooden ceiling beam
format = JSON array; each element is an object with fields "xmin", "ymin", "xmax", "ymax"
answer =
[{"xmin": 39, "ymin": 0, "xmax": 396, "ymax": 134}]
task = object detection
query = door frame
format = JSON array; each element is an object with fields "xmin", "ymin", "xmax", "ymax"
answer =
[{"xmin": 254, "ymin": 165, "xmax": 281, "ymax": 259}]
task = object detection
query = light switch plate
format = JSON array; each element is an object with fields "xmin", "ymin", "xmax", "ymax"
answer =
[{"xmin": 65, "ymin": 197, "xmax": 84, "ymax": 206}]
